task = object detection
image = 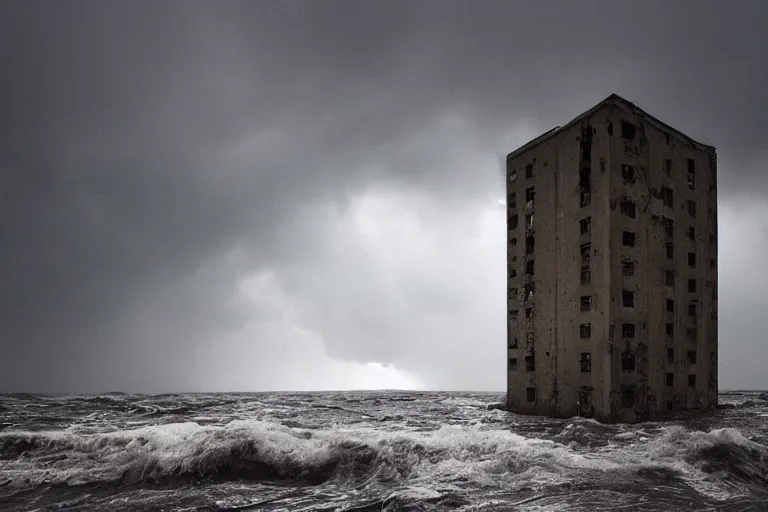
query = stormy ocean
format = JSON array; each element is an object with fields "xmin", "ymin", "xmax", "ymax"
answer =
[{"xmin": 0, "ymin": 391, "xmax": 766, "ymax": 511}]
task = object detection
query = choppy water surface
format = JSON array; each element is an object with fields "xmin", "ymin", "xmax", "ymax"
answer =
[{"xmin": 1, "ymin": 391, "xmax": 767, "ymax": 511}]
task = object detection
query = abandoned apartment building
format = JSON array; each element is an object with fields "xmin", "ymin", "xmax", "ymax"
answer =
[{"xmin": 506, "ymin": 94, "xmax": 717, "ymax": 423}]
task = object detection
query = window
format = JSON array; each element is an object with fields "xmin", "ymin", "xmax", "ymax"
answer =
[
  {"xmin": 666, "ymin": 299, "xmax": 674, "ymax": 312},
  {"xmin": 510, "ymin": 310, "xmax": 519, "ymax": 320},
  {"xmin": 666, "ymin": 323, "xmax": 674, "ymax": 336},
  {"xmin": 622, "ymin": 231, "xmax": 636, "ymax": 247},
  {"xmin": 509, "ymin": 192, "xmax": 516, "ymax": 209},
  {"xmin": 510, "ymin": 170, "xmax": 517, "ymax": 182},
  {"xmin": 509, "ymin": 214, "xmax": 519, "ymax": 229},
  {"xmin": 662, "ymin": 186, "xmax": 673, "ymax": 207},
  {"xmin": 524, "ymin": 283, "xmax": 534, "ymax": 302},
  {"xmin": 509, "ymin": 269, "xmax": 517, "ymax": 278},
  {"xmin": 580, "ymin": 323, "xmax": 591, "ymax": 339},
  {"xmin": 686, "ymin": 326, "xmax": 698, "ymax": 339},
  {"xmin": 525, "ymin": 164, "xmax": 534, "ymax": 179},
  {"xmin": 687, "ymin": 158, "xmax": 695, "ymax": 174},
  {"xmin": 581, "ymin": 269, "xmax": 591, "ymax": 284},
  {"xmin": 667, "ymin": 348, "xmax": 674, "ymax": 363},
  {"xmin": 525, "ymin": 259, "xmax": 534, "ymax": 275},
  {"xmin": 581, "ymin": 243, "xmax": 591, "ymax": 265},
  {"xmin": 621, "ymin": 353, "xmax": 636, "ymax": 371},
  {"xmin": 509, "ymin": 358, "xmax": 517, "ymax": 371},
  {"xmin": 711, "ymin": 258, "xmax": 717, "ymax": 269},
  {"xmin": 688, "ymin": 226, "xmax": 695, "ymax": 240},
  {"xmin": 688, "ymin": 252, "xmax": 696, "ymax": 268},
  {"xmin": 665, "ymin": 158, "xmax": 672, "ymax": 176},
  {"xmin": 688, "ymin": 374, "xmax": 697, "ymax": 386},
  {"xmin": 621, "ymin": 121, "xmax": 636, "ymax": 141},
  {"xmin": 525, "ymin": 187, "xmax": 535, "ymax": 206},
  {"xmin": 688, "ymin": 279, "xmax": 697, "ymax": 293},
  {"xmin": 526, "ymin": 387, "xmax": 536, "ymax": 402},
  {"xmin": 525, "ymin": 355, "xmax": 535, "ymax": 372},
  {"xmin": 526, "ymin": 332, "xmax": 534, "ymax": 345},
  {"xmin": 525, "ymin": 236, "xmax": 535, "ymax": 255},
  {"xmin": 510, "ymin": 237, "xmax": 517, "ymax": 245},
  {"xmin": 580, "ymin": 190, "xmax": 591, "ymax": 207},
  {"xmin": 525, "ymin": 307, "xmax": 533, "ymax": 319},
  {"xmin": 687, "ymin": 172, "xmax": 695, "ymax": 190},
  {"xmin": 621, "ymin": 164, "xmax": 635, "ymax": 183},
  {"xmin": 687, "ymin": 350, "xmax": 697, "ymax": 364},
  {"xmin": 687, "ymin": 200, "xmax": 696, "ymax": 217},
  {"xmin": 622, "ymin": 290, "xmax": 634, "ymax": 308},
  {"xmin": 621, "ymin": 323, "xmax": 635, "ymax": 338},
  {"xmin": 622, "ymin": 262, "xmax": 635, "ymax": 276},
  {"xmin": 580, "ymin": 217, "xmax": 592, "ymax": 234},
  {"xmin": 662, "ymin": 217, "xmax": 674, "ymax": 238},
  {"xmin": 607, "ymin": 122, "xmax": 614, "ymax": 135},
  {"xmin": 665, "ymin": 133, "xmax": 671, "ymax": 145},
  {"xmin": 622, "ymin": 386, "xmax": 636, "ymax": 408},
  {"xmin": 580, "ymin": 352, "xmax": 592, "ymax": 373},
  {"xmin": 525, "ymin": 213, "xmax": 534, "ymax": 229},
  {"xmin": 665, "ymin": 270, "xmax": 675, "ymax": 287},
  {"xmin": 620, "ymin": 200, "xmax": 636, "ymax": 218},
  {"xmin": 580, "ymin": 296, "xmax": 592, "ymax": 312},
  {"xmin": 666, "ymin": 373, "xmax": 674, "ymax": 386},
  {"xmin": 688, "ymin": 303, "xmax": 697, "ymax": 318},
  {"xmin": 510, "ymin": 337, "xmax": 518, "ymax": 348},
  {"xmin": 666, "ymin": 243, "xmax": 674, "ymax": 259},
  {"xmin": 687, "ymin": 159, "xmax": 695, "ymax": 190}
]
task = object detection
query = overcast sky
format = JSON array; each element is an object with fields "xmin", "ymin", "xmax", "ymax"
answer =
[{"xmin": 1, "ymin": 1, "xmax": 767, "ymax": 393}]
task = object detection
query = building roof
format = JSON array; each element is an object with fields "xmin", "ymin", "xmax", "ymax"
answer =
[{"xmin": 506, "ymin": 93, "xmax": 716, "ymax": 161}]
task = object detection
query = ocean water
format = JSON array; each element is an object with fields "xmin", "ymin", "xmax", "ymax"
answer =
[{"xmin": 1, "ymin": 391, "xmax": 767, "ymax": 511}]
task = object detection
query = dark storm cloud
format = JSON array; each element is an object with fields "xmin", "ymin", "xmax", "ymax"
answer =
[{"xmin": 1, "ymin": 0, "xmax": 766, "ymax": 391}]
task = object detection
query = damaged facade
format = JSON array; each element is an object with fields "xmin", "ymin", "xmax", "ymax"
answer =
[{"xmin": 506, "ymin": 94, "xmax": 717, "ymax": 423}]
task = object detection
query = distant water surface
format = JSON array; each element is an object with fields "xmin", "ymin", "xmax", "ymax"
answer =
[{"xmin": 1, "ymin": 391, "xmax": 767, "ymax": 511}]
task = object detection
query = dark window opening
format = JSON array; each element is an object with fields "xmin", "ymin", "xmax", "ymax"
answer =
[
  {"xmin": 688, "ymin": 374, "xmax": 696, "ymax": 386},
  {"xmin": 666, "ymin": 322, "xmax": 674, "ymax": 336},
  {"xmin": 622, "ymin": 290, "xmax": 635, "ymax": 308},
  {"xmin": 666, "ymin": 299, "xmax": 675, "ymax": 312},
  {"xmin": 524, "ymin": 283, "xmax": 535, "ymax": 303},
  {"xmin": 687, "ymin": 158, "xmax": 695, "ymax": 174},
  {"xmin": 580, "ymin": 217, "xmax": 592, "ymax": 234},
  {"xmin": 580, "ymin": 352, "xmax": 592, "ymax": 373},
  {"xmin": 509, "ymin": 269, "xmax": 517, "ymax": 278},
  {"xmin": 526, "ymin": 387, "xmax": 536, "ymax": 402},
  {"xmin": 607, "ymin": 122, "xmax": 614, "ymax": 135},
  {"xmin": 621, "ymin": 121, "xmax": 636, "ymax": 141},
  {"xmin": 580, "ymin": 167, "xmax": 591, "ymax": 189},
  {"xmin": 622, "ymin": 323, "xmax": 636, "ymax": 338},
  {"xmin": 623, "ymin": 231, "xmax": 636, "ymax": 247},
  {"xmin": 508, "ymin": 287, "xmax": 517, "ymax": 300},
  {"xmin": 686, "ymin": 327, "xmax": 698, "ymax": 339},
  {"xmin": 525, "ymin": 236, "xmax": 535, "ymax": 255},
  {"xmin": 510, "ymin": 309, "xmax": 519, "ymax": 320},
  {"xmin": 525, "ymin": 186, "xmax": 535, "ymax": 205},
  {"xmin": 622, "ymin": 262, "xmax": 635, "ymax": 276},
  {"xmin": 525, "ymin": 259, "xmax": 534, "ymax": 275},
  {"xmin": 510, "ymin": 237, "xmax": 517, "ymax": 245},
  {"xmin": 667, "ymin": 401, "xmax": 674, "ymax": 411},
  {"xmin": 662, "ymin": 186, "xmax": 674, "ymax": 207},
  {"xmin": 525, "ymin": 213, "xmax": 534, "ymax": 229},
  {"xmin": 509, "ymin": 192, "xmax": 516, "ymax": 209},
  {"xmin": 525, "ymin": 355, "xmax": 535, "ymax": 372},
  {"xmin": 580, "ymin": 190, "xmax": 591, "ymax": 207},
  {"xmin": 622, "ymin": 353, "xmax": 636, "ymax": 371},
  {"xmin": 525, "ymin": 307, "xmax": 533, "ymax": 320},
  {"xmin": 620, "ymin": 200, "xmax": 636, "ymax": 218},
  {"xmin": 688, "ymin": 226, "xmax": 695, "ymax": 240},
  {"xmin": 665, "ymin": 133, "xmax": 671, "ymax": 145},
  {"xmin": 581, "ymin": 269, "xmax": 591, "ymax": 284},
  {"xmin": 666, "ymin": 373, "xmax": 674, "ymax": 387},
  {"xmin": 711, "ymin": 258, "xmax": 717, "ymax": 269},
  {"xmin": 687, "ymin": 172, "xmax": 695, "ymax": 190},
  {"xmin": 665, "ymin": 158, "xmax": 672, "ymax": 175},
  {"xmin": 509, "ymin": 358, "xmax": 517, "ymax": 371},
  {"xmin": 525, "ymin": 164, "xmax": 534, "ymax": 179},
  {"xmin": 580, "ymin": 126, "xmax": 593, "ymax": 162},
  {"xmin": 580, "ymin": 323, "xmax": 591, "ymax": 339},
  {"xmin": 687, "ymin": 350, "xmax": 697, "ymax": 364},
  {"xmin": 509, "ymin": 214, "xmax": 519, "ymax": 229},
  {"xmin": 687, "ymin": 200, "xmax": 696, "ymax": 217},
  {"xmin": 510, "ymin": 337, "xmax": 518, "ymax": 348},
  {"xmin": 621, "ymin": 164, "xmax": 635, "ymax": 183},
  {"xmin": 665, "ymin": 270, "xmax": 675, "ymax": 287},
  {"xmin": 662, "ymin": 217, "xmax": 674, "ymax": 238},
  {"xmin": 581, "ymin": 243, "xmax": 591, "ymax": 265},
  {"xmin": 526, "ymin": 332, "xmax": 534, "ymax": 345},
  {"xmin": 580, "ymin": 295, "xmax": 592, "ymax": 312},
  {"xmin": 688, "ymin": 303, "xmax": 697, "ymax": 318},
  {"xmin": 688, "ymin": 252, "xmax": 696, "ymax": 268},
  {"xmin": 688, "ymin": 278, "xmax": 697, "ymax": 293},
  {"xmin": 509, "ymin": 170, "xmax": 517, "ymax": 183},
  {"xmin": 666, "ymin": 243, "xmax": 674, "ymax": 259},
  {"xmin": 667, "ymin": 348, "xmax": 675, "ymax": 363},
  {"xmin": 621, "ymin": 386, "xmax": 636, "ymax": 408}
]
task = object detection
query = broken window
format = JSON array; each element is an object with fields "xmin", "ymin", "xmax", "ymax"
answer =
[
  {"xmin": 510, "ymin": 170, "xmax": 518, "ymax": 182},
  {"xmin": 581, "ymin": 243, "xmax": 591, "ymax": 266},
  {"xmin": 665, "ymin": 270, "xmax": 675, "ymax": 287},
  {"xmin": 510, "ymin": 309, "xmax": 519, "ymax": 320},
  {"xmin": 666, "ymin": 323, "xmax": 674, "ymax": 336},
  {"xmin": 621, "ymin": 164, "xmax": 635, "ymax": 183},
  {"xmin": 687, "ymin": 350, "xmax": 697, "ymax": 364},
  {"xmin": 688, "ymin": 302, "xmax": 697, "ymax": 318},
  {"xmin": 621, "ymin": 353, "xmax": 636, "ymax": 371},
  {"xmin": 666, "ymin": 243, "xmax": 674, "ymax": 259},
  {"xmin": 688, "ymin": 374, "xmax": 696, "ymax": 386},
  {"xmin": 525, "ymin": 355, "xmax": 535, "ymax": 372},
  {"xmin": 621, "ymin": 121, "xmax": 636, "ymax": 141},
  {"xmin": 662, "ymin": 217, "xmax": 674, "ymax": 238},
  {"xmin": 581, "ymin": 269, "xmax": 591, "ymax": 284},
  {"xmin": 525, "ymin": 164, "xmax": 534, "ymax": 179},
  {"xmin": 687, "ymin": 172, "xmax": 695, "ymax": 190},
  {"xmin": 687, "ymin": 158, "xmax": 695, "ymax": 174},
  {"xmin": 688, "ymin": 278, "xmax": 697, "ymax": 293},
  {"xmin": 622, "ymin": 231, "xmax": 636, "ymax": 247},
  {"xmin": 665, "ymin": 133, "xmax": 671, "ymax": 145},
  {"xmin": 509, "ymin": 269, "xmax": 517, "ymax": 278},
  {"xmin": 667, "ymin": 348, "xmax": 675, "ymax": 363},
  {"xmin": 580, "ymin": 323, "xmax": 591, "ymax": 339},
  {"xmin": 620, "ymin": 200, "xmax": 636, "ymax": 218},
  {"xmin": 622, "ymin": 323, "xmax": 635, "ymax": 338},
  {"xmin": 607, "ymin": 121, "xmax": 614, "ymax": 135},
  {"xmin": 525, "ymin": 332, "xmax": 534, "ymax": 345},
  {"xmin": 525, "ymin": 259, "xmax": 534, "ymax": 275},
  {"xmin": 622, "ymin": 290, "xmax": 634, "ymax": 308},
  {"xmin": 580, "ymin": 352, "xmax": 592, "ymax": 373},
  {"xmin": 580, "ymin": 295, "xmax": 592, "ymax": 312},
  {"xmin": 666, "ymin": 373, "xmax": 674, "ymax": 386},
  {"xmin": 525, "ymin": 307, "xmax": 533, "ymax": 320},
  {"xmin": 688, "ymin": 226, "xmax": 695, "ymax": 240},
  {"xmin": 525, "ymin": 213, "xmax": 534, "ymax": 229},
  {"xmin": 622, "ymin": 262, "xmax": 635, "ymax": 276},
  {"xmin": 687, "ymin": 201, "xmax": 696, "ymax": 217},
  {"xmin": 509, "ymin": 358, "xmax": 517, "ymax": 371},
  {"xmin": 621, "ymin": 386, "xmax": 636, "ymax": 408},
  {"xmin": 580, "ymin": 190, "xmax": 591, "ymax": 207},
  {"xmin": 524, "ymin": 283, "xmax": 535, "ymax": 303},
  {"xmin": 666, "ymin": 299, "xmax": 674, "ymax": 312},
  {"xmin": 525, "ymin": 236, "xmax": 535, "ymax": 255},
  {"xmin": 580, "ymin": 216, "xmax": 591, "ymax": 234},
  {"xmin": 665, "ymin": 158, "xmax": 672, "ymax": 176},
  {"xmin": 687, "ymin": 159, "xmax": 695, "ymax": 190},
  {"xmin": 525, "ymin": 187, "xmax": 535, "ymax": 207},
  {"xmin": 526, "ymin": 387, "xmax": 536, "ymax": 402},
  {"xmin": 662, "ymin": 186, "xmax": 674, "ymax": 207},
  {"xmin": 509, "ymin": 214, "xmax": 519, "ymax": 229},
  {"xmin": 688, "ymin": 252, "xmax": 696, "ymax": 268}
]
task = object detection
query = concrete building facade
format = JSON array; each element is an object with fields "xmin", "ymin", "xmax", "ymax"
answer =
[{"xmin": 505, "ymin": 94, "xmax": 717, "ymax": 423}]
